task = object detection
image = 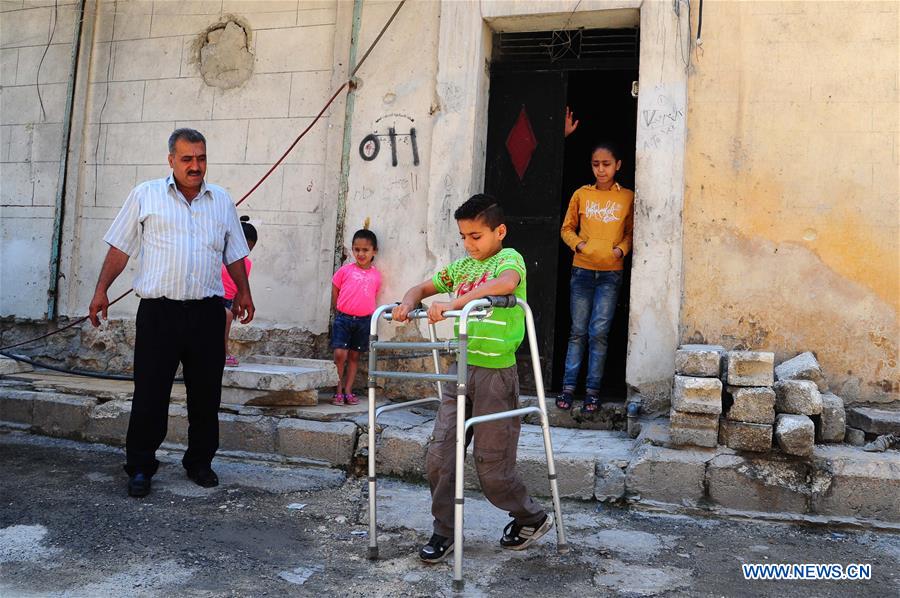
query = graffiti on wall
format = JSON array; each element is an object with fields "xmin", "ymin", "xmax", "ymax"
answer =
[
  {"xmin": 640, "ymin": 87, "xmax": 684, "ymax": 150},
  {"xmin": 358, "ymin": 114, "xmax": 420, "ymax": 167}
]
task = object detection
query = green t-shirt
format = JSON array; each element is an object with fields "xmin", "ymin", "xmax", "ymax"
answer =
[{"xmin": 432, "ymin": 247, "xmax": 527, "ymax": 368}]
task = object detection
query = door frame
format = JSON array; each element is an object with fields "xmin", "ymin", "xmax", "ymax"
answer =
[{"xmin": 425, "ymin": 1, "xmax": 690, "ymax": 414}]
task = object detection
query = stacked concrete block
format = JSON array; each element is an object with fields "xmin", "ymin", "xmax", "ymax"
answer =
[
  {"xmin": 719, "ymin": 351, "xmax": 776, "ymax": 452},
  {"xmin": 726, "ymin": 351, "xmax": 775, "ymax": 387},
  {"xmin": 775, "ymin": 414, "xmax": 815, "ymax": 457},
  {"xmin": 817, "ymin": 392, "xmax": 846, "ymax": 443},
  {"xmin": 718, "ymin": 420, "xmax": 773, "ymax": 453},
  {"xmin": 773, "ymin": 380, "xmax": 823, "ymax": 416},
  {"xmin": 771, "ymin": 379, "xmax": 821, "ymax": 456},
  {"xmin": 671, "ymin": 371, "xmax": 722, "ymax": 449},
  {"xmin": 675, "ymin": 345, "xmax": 725, "ymax": 378},
  {"xmin": 774, "ymin": 352, "xmax": 828, "ymax": 391}
]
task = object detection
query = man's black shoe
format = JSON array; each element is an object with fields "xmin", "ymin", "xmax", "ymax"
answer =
[
  {"xmin": 127, "ymin": 473, "xmax": 151, "ymax": 497},
  {"xmin": 186, "ymin": 467, "xmax": 219, "ymax": 488}
]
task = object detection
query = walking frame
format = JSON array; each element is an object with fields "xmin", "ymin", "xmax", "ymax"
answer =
[{"xmin": 366, "ymin": 295, "xmax": 569, "ymax": 591}]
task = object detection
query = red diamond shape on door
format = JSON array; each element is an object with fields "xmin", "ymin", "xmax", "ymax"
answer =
[{"xmin": 505, "ymin": 106, "xmax": 538, "ymax": 181}]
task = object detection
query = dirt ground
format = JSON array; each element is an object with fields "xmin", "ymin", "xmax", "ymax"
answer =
[{"xmin": 1, "ymin": 429, "xmax": 898, "ymax": 597}]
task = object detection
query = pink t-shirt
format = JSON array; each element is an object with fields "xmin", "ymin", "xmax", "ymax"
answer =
[
  {"xmin": 221, "ymin": 258, "xmax": 252, "ymax": 300},
  {"xmin": 333, "ymin": 263, "xmax": 381, "ymax": 317}
]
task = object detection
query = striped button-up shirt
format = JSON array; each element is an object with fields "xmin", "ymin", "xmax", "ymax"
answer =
[{"xmin": 103, "ymin": 174, "xmax": 250, "ymax": 300}]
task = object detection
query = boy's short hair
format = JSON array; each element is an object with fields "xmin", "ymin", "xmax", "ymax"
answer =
[
  {"xmin": 352, "ymin": 228, "xmax": 378, "ymax": 249},
  {"xmin": 453, "ymin": 194, "xmax": 504, "ymax": 230}
]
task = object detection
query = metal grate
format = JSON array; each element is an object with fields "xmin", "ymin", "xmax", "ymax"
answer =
[{"xmin": 493, "ymin": 28, "xmax": 639, "ymax": 67}]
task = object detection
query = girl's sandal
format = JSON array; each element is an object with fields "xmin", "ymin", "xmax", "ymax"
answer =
[
  {"xmin": 332, "ymin": 393, "xmax": 346, "ymax": 406},
  {"xmin": 555, "ymin": 393, "xmax": 574, "ymax": 411},
  {"xmin": 345, "ymin": 393, "xmax": 360, "ymax": 406},
  {"xmin": 580, "ymin": 395, "xmax": 600, "ymax": 416},
  {"xmin": 225, "ymin": 355, "xmax": 239, "ymax": 367}
]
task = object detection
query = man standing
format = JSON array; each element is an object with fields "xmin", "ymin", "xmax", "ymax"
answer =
[{"xmin": 88, "ymin": 128, "xmax": 254, "ymax": 498}]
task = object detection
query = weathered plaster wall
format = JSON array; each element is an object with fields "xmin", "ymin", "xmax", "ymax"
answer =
[
  {"xmin": 51, "ymin": 0, "xmax": 342, "ymax": 331},
  {"xmin": 1, "ymin": 0, "xmax": 81, "ymax": 318},
  {"xmin": 682, "ymin": 1, "xmax": 899, "ymax": 404},
  {"xmin": 342, "ymin": 0, "xmax": 441, "ymax": 308}
]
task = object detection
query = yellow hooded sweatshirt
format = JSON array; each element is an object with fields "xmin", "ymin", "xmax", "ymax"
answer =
[{"xmin": 560, "ymin": 183, "xmax": 634, "ymax": 271}]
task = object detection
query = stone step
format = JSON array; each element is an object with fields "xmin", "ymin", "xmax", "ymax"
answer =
[
  {"xmin": 0, "ymin": 356, "xmax": 33, "ymax": 375},
  {"xmin": 3, "ymin": 387, "xmax": 900, "ymax": 524},
  {"xmin": 845, "ymin": 407, "xmax": 900, "ymax": 437},
  {"xmin": 221, "ymin": 355, "xmax": 339, "ymax": 407},
  {"xmin": 520, "ymin": 395, "xmax": 627, "ymax": 431}
]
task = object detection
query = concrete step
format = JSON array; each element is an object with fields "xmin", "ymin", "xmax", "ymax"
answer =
[
  {"xmin": 846, "ymin": 406, "xmax": 900, "ymax": 437},
  {"xmin": 222, "ymin": 355, "xmax": 339, "ymax": 407},
  {"xmin": 0, "ymin": 356, "xmax": 33, "ymax": 375},
  {"xmin": 2, "ymin": 380, "xmax": 898, "ymax": 526},
  {"xmin": 520, "ymin": 395, "xmax": 626, "ymax": 431}
]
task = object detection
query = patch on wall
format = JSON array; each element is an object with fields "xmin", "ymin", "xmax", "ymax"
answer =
[{"xmin": 192, "ymin": 16, "xmax": 254, "ymax": 90}]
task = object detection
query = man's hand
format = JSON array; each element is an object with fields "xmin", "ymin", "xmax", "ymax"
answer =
[
  {"xmin": 88, "ymin": 290, "xmax": 109, "ymax": 327},
  {"xmin": 89, "ymin": 246, "xmax": 129, "ymax": 327},
  {"xmin": 427, "ymin": 301, "xmax": 453, "ymax": 324},
  {"xmin": 565, "ymin": 106, "xmax": 579, "ymax": 138},
  {"xmin": 391, "ymin": 302, "xmax": 416, "ymax": 323},
  {"xmin": 232, "ymin": 288, "xmax": 255, "ymax": 324}
]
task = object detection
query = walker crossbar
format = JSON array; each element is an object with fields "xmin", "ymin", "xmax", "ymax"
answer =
[
  {"xmin": 371, "ymin": 340, "xmax": 458, "ymax": 351},
  {"xmin": 375, "ymin": 396, "xmax": 441, "ymax": 419},
  {"xmin": 463, "ymin": 406, "xmax": 541, "ymax": 430},
  {"xmin": 366, "ymin": 296, "xmax": 568, "ymax": 591},
  {"xmin": 370, "ymin": 371, "xmax": 457, "ymax": 383}
]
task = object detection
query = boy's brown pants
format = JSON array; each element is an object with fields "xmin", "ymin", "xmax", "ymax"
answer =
[{"xmin": 425, "ymin": 364, "xmax": 546, "ymax": 538}]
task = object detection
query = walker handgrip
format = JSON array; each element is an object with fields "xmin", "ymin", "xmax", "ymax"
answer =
[{"xmin": 485, "ymin": 295, "xmax": 517, "ymax": 308}]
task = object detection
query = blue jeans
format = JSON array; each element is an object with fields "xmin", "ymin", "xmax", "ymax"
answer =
[{"xmin": 562, "ymin": 267, "xmax": 623, "ymax": 393}]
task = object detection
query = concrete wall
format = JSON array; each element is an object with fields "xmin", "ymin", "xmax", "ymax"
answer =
[
  {"xmin": 65, "ymin": 0, "xmax": 340, "ymax": 330},
  {"xmin": 342, "ymin": 0, "xmax": 441, "ymax": 309},
  {"xmin": 2, "ymin": 0, "xmax": 897, "ymax": 407},
  {"xmin": 681, "ymin": 0, "xmax": 899, "ymax": 404},
  {"xmin": 1, "ymin": 0, "xmax": 81, "ymax": 318}
]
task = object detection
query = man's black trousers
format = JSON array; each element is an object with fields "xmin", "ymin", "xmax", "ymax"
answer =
[{"xmin": 125, "ymin": 296, "xmax": 225, "ymax": 476}]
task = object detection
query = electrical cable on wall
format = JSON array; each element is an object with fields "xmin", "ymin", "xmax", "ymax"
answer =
[
  {"xmin": 36, "ymin": 0, "xmax": 59, "ymax": 122},
  {"xmin": 0, "ymin": 0, "xmax": 407, "ymax": 380}
]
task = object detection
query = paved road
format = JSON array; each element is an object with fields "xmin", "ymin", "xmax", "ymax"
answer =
[{"xmin": 1, "ymin": 430, "xmax": 898, "ymax": 597}]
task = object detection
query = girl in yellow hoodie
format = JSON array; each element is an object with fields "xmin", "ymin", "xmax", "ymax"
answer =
[{"xmin": 557, "ymin": 142, "xmax": 633, "ymax": 416}]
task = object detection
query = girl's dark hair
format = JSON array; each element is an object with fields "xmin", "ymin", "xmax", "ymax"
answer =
[
  {"xmin": 591, "ymin": 141, "xmax": 621, "ymax": 161},
  {"xmin": 353, "ymin": 228, "xmax": 378, "ymax": 249},
  {"xmin": 240, "ymin": 215, "xmax": 258, "ymax": 243}
]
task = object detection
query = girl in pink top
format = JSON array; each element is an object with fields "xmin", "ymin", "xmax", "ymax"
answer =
[
  {"xmin": 222, "ymin": 216, "xmax": 257, "ymax": 366},
  {"xmin": 331, "ymin": 229, "xmax": 382, "ymax": 405}
]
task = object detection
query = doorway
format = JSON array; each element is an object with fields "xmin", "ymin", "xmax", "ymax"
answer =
[{"xmin": 483, "ymin": 28, "xmax": 639, "ymax": 398}]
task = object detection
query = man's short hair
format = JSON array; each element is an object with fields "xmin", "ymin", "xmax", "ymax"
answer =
[
  {"xmin": 453, "ymin": 194, "xmax": 504, "ymax": 229},
  {"xmin": 168, "ymin": 128, "xmax": 206, "ymax": 154}
]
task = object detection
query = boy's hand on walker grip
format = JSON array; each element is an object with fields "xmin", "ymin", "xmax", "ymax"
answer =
[
  {"xmin": 392, "ymin": 302, "xmax": 414, "ymax": 322},
  {"xmin": 427, "ymin": 302, "xmax": 453, "ymax": 324}
]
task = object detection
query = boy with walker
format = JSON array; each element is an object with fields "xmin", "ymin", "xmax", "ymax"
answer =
[{"xmin": 392, "ymin": 194, "xmax": 552, "ymax": 563}]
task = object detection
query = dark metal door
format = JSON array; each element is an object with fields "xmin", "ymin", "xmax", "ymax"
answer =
[{"xmin": 483, "ymin": 71, "xmax": 567, "ymax": 388}]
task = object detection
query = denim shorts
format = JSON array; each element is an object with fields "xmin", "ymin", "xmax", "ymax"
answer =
[{"xmin": 331, "ymin": 312, "xmax": 371, "ymax": 352}]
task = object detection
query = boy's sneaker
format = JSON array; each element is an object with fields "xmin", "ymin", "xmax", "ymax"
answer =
[
  {"xmin": 500, "ymin": 514, "xmax": 553, "ymax": 550},
  {"xmin": 419, "ymin": 534, "xmax": 454, "ymax": 563}
]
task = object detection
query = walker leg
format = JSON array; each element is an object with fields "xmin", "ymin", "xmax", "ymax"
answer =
[
  {"xmin": 539, "ymin": 411, "xmax": 568, "ymax": 553},
  {"xmin": 367, "ymin": 382, "xmax": 378, "ymax": 559},
  {"xmin": 367, "ymin": 328, "xmax": 379, "ymax": 560},
  {"xmin": 428, "ymin": 323, "xmax": 443, "ymax": 399},
  {"xmin": 521, "ymin": 301, "xmax": 568, "ymax": 553},
  {"xmin": 452, "ymin": 350, "xmax": 468, "ymax": 590}
]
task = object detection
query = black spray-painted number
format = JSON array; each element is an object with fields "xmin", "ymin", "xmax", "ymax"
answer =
[{"xmin": 358, "ymin": 128, "xmax": 419, "ymax": 167}]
